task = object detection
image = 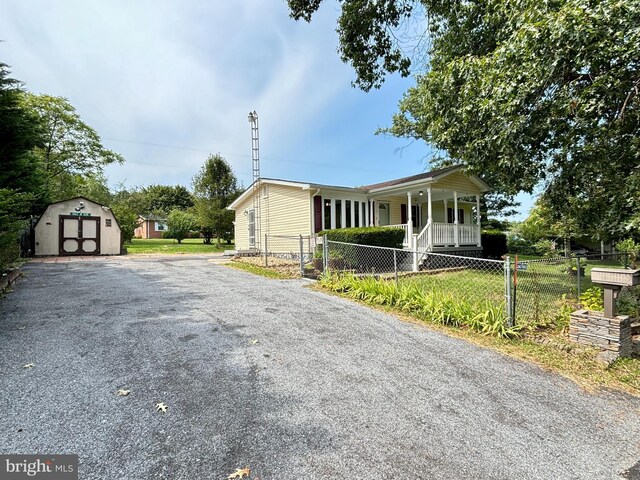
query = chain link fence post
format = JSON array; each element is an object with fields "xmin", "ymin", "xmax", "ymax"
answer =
[
  {"xmin": 299, "ymin": 234, "xmax": 304, "ymax": 277},
  {"xmin": 505, "ymin": 256, "xmax": 513, "ymax": 327},
  {"xmin": 264, "ymin": 233, "xmax": 268, "ymax": 267},
  {"xmin": 323, "ymin": 235, "xmax": 329, "ymax": 274},
  {"xmin": 393, "ymin": 249, "xmax": 398, "ymax": 285},
  {"xmin": 576, "ymin": 256, "xmax": 582, "ymax": 304}
]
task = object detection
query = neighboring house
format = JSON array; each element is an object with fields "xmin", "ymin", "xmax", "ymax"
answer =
[
  {"xmin": 228, "ymin": 165, "xmax": 490, "ymax": 256},
  {"xmin": 134, "ymin": 215, "xmax": 168, "ymax": 239},
  {"xmin": 34, "ymin": 197, "xmax": 122, "ymax": 256}
]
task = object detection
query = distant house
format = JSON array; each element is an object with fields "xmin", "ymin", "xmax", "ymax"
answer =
[
  {"xmin": 134, "ymin": 215, "xmax": 168, "ymax": 239},
  {"xmin": 228, "ymin": 165, "xmax": 490, "ymax": 256}
]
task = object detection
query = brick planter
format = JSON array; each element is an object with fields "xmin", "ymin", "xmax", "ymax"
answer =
[{"xmin": 569, "ymin": 309, "xmax": 633, "ymax": 362}]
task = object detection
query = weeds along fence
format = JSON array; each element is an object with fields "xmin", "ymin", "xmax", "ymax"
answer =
[
  {"xmin": 324, "ymin": 240, "xmax": 631, "ymax": 328},
  {"xmin": 263, "ymin": 234, "xmax": 319, "ymax": 275},
  {"xmin": 324, "ymin": 240, "xmax": 509, "ymax": 323}
]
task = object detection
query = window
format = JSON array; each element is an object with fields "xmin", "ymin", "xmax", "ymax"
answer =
[
  {"xmin": 345, "ymin": 200, "xmax": 352, "ymax": 228},
  {"xmin": 155, "ymin": 221, "xmax": 167, "ymax": 231},
  {"xmin": 335, "ymin": 200, "xmax": 342, "ymax": 229},
  {"xmin": 105, "ymin": 219, "xmax": 112, "ymax": 227},
  {"xmin": 262, "ymin": 185, "xmax": 269, "ymax": 198},
  {"xmin": 354, "ymin": 201, "xmax": 360, "ymax": 227},
  {"xmin": 324, "ymin": 199, "xmax": 331, "ymax": 230},
  {"xmin": 447, "ymin": 208, "xmax": 465, "ymax": 224}
]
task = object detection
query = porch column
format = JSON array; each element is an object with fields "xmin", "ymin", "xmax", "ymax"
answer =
[
  {"xmin": 475, "ymin": 194, "xmax": 482, "ymax": 247},
  {"xmin": 443, "ymin": 198, "xmax": 448, "ymax": 246},
  {"xmin": 454, "ymin": 191, "xmax": 459, "ymax": 247},
  {"xmin": 427, "ymin": 187, "xmax": 433, "ymax": 250},
  {"xmin": 407, "ymin": 191, "xmax": 413, "ymax": 249},
  {"xmin": 330, "ymin": 199, "xmax": 336, "ymax": 229},
  {"xmin": 370, "ymin": 200, "xmax": 375, "ymax": 226}
]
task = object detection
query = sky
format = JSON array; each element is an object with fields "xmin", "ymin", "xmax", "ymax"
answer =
[{"xmin": 1, "ymin": 0, "xmax": 534, "ymax": 220}]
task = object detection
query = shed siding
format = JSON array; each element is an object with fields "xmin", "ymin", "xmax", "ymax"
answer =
[{"xmin": 35, "ymin": 199, "xmax": 121, "ymax": 256}]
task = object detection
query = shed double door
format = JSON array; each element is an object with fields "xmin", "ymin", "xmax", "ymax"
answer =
[{"xmin": 59, "ymin": 216, "xmax": 101, "ymax": 255}]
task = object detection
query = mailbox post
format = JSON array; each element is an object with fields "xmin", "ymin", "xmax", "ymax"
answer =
[{"xmin": 590, "ymin": 268, "xmax": 640, "ymax": 318}]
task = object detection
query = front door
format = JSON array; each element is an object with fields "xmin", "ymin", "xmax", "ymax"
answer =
[
  {"xmin": 59, "ymin": 216, "xmax": 101, "ymax": 255},
  {"xmin": 378, "ymin": 203, "xmax": 390, "ymax": 226}
]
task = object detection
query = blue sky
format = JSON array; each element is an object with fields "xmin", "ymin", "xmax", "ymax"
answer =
[{"xmin": 1, "ymin": 0, "xmax": 534, "ymax": 219}]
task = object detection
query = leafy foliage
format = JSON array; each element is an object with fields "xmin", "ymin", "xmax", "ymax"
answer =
[
  {"xmin": 319, "ymin": 226, "xmax": 405, "ymax": 248},
  {"xmin": 481, "ymin": 229, "xmax": 507, "ymax": 259},
  {"xmin": 320, "ymin": 272, "xmax": 518, "ymax": 337},
  {"xmin": 166, "ymin": 209, "xmax": 198, "ymax": 244},
  {"xmin": 20, "ymin": 93, "xmax": 123, "ymax": 201},
  {"xmin": 290, "ymin": 0, "xmax": 640, "ymax": 240},
  {"xmin": 111, "ymin": 204, "xmax": 140, "ymax": 244},
  {"xmin": 615, "ymin": 238, "xmax": 639, "ymax": 268},
  {"xmin": 192, "ymin": 154, "xmax": 239, "ymax": 246}
]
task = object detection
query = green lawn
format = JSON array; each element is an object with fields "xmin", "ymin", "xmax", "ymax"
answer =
[
  {"xmin": 398, "ymin": 256, "xmax": 627, "ymax": 326},
  {"xmin": 125, "ymin": 238, "xmax": 234, "ymax": 255}
]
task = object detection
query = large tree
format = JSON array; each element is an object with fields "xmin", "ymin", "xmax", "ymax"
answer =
[
  {"xmin": 192, "ymin": 154, "xmax": 239, "ymax": 246},
  {"xmin": 111, "ymin": 184, "xmax": 193, "ymax": 217},
  {"xmin": 289, "ymin": 0, "xmax": 640, "ymax": 240},
  {"xmin": 0, "ymin": 63, "xmax": 44, "ymax": 269},
  {"xmin": 20, "ymin": 93, "xmax": 124, "ymax": 201}
]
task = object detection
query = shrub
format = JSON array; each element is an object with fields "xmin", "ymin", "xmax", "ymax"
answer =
[
  {"xmin": 615, "ymin": 238, "xmax": 639, "ymax": 268},
  {"xmin": 580, "ymin": 287, "xmax": 604, "ymax": 311},
  {"xmin": 166, "ymin": 209, "xmax": 198, "ymax": 243},
  {"xmin": 482, "ymin": 229, "xmax": 507, "ymax": 259},
  {"xmin": 319, "ymin": 226, "xmax": 405, "ymax": 248},
  {"xmin": 507, "ymin": 234, "xmax": 537, "ymax": 255},
  {"xmin": 533, "ymin": 239, "xmax": 558, "ymax": 257}
]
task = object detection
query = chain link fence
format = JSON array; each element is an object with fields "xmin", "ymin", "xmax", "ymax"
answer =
[
  {"xmin": 511, "ymin": 252, "xmax": 630, "ymax": 324},
  {"xmin": 324, "ymin": 239, "xmax": 508, "ymax": 320},
  {"xmin": 323, "ymin": 239, "xmax": 634, "ymax": 328},
  {"xmin": 262, "ymin": 234, "xmax": 320, "ymax": 276}
]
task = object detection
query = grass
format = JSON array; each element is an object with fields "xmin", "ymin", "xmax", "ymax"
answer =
[
  {"xmin": 226, "ymin": 260, "xmax": 291, "ymax": 279},
  {"xmin": 126, "ymin": 238, "xmax": 233, "ymax": 255}
]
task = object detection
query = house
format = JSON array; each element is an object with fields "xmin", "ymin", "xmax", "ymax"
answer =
[
  {"xmin": 134, "ymin": 215, "xmax": 168, "ymax": 239},
  {"xmin": 34, "ymin": 197, "xmax": 122, "ymax": 256},
  {"xmin": 228, "ymin": 165, "xmax": 490, "ymax": 257}
]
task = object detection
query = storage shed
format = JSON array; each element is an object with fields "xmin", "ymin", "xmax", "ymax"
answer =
[{"xmin": 34, "ymin": 197, "xmax": 122, "ymax": 256}]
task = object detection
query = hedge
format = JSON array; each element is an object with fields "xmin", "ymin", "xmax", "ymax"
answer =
[
  {"xmin": 482, "ymin": 229, "xmax": 508, "ymax": 259},
  {"xmin": 318, "ymin": 226, "xmax": 405, "ymax": 248}
]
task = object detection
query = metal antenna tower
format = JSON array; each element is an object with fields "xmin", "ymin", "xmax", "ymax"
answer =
[{"xmin": 248, "ymin": 111, "xmax": 261, "ymax": 249}]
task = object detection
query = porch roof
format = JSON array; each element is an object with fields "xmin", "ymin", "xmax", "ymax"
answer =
[{"xmin": 362, "ymin": 165, "xmax": 490, "ymax": 194}]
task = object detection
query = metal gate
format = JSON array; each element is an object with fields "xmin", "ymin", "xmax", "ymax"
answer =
[{"xmin": 59, "ymin": 215, "xmax": 101, "ymax": 255}]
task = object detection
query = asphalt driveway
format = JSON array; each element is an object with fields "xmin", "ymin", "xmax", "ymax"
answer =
[{"xmin": 1, "ymin": 256, "xmax": 639, "ymax": 479}]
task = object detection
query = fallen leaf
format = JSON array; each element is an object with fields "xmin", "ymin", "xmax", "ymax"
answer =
[
  {"xmin": 116, "ymin": 389, "xmax": 131, "ymax": 397},
  {"xmin": 17, "ymin": 326, "xmax": 26, "ymax": 330},
  {"xmin": 23, "ymin": 363, "xmax": 34, "ymax": 369},
  {"xmin": 155, "ymin": 402, "xmax": 168, "ymax": 413},
  {"xmin": 251, "ymin": 339, "xmax": 259, "ymax": 345},
  {"xmin": 228, "ymin": 467, "xmax": 250, "ymax": 479}
]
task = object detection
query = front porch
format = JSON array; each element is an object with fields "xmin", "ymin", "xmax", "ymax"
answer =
[{"xmin": 386, "ymin": 221, "xmax": 482, "ymax": 250}]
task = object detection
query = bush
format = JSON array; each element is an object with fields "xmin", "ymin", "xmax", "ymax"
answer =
[
  {"xmin": 507, "ymin": 234, "xmax": 537, "ymax": 255},
  {"xmin": 319, "ymin": 226, "xmax": 405, "ymax": 248},
  {"xmin": 482, "ymin": 229, "xmax": 507, "ymax": 259}
]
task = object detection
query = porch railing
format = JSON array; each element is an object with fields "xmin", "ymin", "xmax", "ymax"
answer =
[
  {"xmin": 385, "ymin": 224, "xmax": 410, "ymax": 247},
  {"xmin": 429, "ymin": 222, "xmax": 480, "ymax": 247}
]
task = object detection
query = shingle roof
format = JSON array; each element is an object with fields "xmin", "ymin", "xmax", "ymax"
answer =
[{"xmin": 360, "ymin": 165, "xmax": 462, "ymax": 190}]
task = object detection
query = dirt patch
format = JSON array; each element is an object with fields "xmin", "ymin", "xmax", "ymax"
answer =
[{"xmin": 232, "ymin": 255, "xmax": 303, "ymax": 278}]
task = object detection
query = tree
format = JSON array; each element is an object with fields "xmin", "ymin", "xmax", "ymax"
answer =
[
  {"xmin": 289, "ymin": 0, "xmax": 640, "ymax": 239},
  {"xmin": 111, "ymin": 184, "xmax": 193, "ymax": 216},
  {"xmin": 111, "ymin": 204, "xmax": 140, "ymax": 244},
  {"xmin": 166, "ymin": 209, "xmax": 197, "ymax": 244},
  {"xmin": 192, "ymin": 154, "xmax": 239, "ymax": 246},
  {"xmin": 0, "ymin": 63, "xmax": 45, "ymax": 270},
  {"xmin": 20, "ymin": 93, "xmax": 124, "ymax": 201},
  {"xmin": 140, "ymin": 184, "xmax": 193, "ymax": 215}
]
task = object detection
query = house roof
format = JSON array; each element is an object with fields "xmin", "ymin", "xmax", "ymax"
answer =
[
  {"xmin": 139, "ymin": 214, "xmax": 166, "ymax": 221},
  {"xmin": 361, "ymin": 165, "xmax": 461, "ymax": 190},
  {"xmin": 227, "ymin": 166, "xmax": 490, "ymax": 210}
]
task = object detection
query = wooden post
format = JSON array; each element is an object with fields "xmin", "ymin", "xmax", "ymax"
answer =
[{"xmin": 427, "ymin": 187, "xmax": 433, "ymax": 250}]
